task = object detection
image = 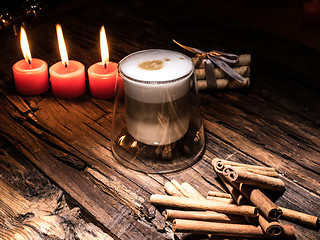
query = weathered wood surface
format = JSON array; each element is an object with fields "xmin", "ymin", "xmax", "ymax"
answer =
[
  {"xmin": 0, "ymin": 0, "xmax": 319, "ymax": 239},
  {"xmin": 0, "ymin": 140, "xmax": 113, "ymax": 239}
]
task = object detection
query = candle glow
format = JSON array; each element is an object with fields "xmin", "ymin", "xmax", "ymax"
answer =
[
  {"xmin": 100, "ymin": 26, "xmax": 109, "ymax": 67},
  {"xmin": 56, "ymin": 24, "xmax": 69, "ymax": 67},
  {"xmin": 20, "ymin": 27, "xmax": 32, "ymax": 64}
]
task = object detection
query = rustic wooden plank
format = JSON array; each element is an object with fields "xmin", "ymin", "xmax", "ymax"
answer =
[
  {"xmin": 0, "ymin": 96, "xmax": 172, "ymax": 239},
  {"xmin": 0, "ymin": 0, "xmax": 319, "ymax": 239},
  {"xmin": 5, "ymin": 82, "xmax": 319, "ymax": 239},
  {"xmin": 2, "ymin": 80, "xmax": 320, "ymax": 240},
  {"xmin": 0, "ymin": 137, "xmax": 113, "ymax": 240},
  {"xmin": 200, "ymin": 91, "xmax": 320, "ymax": 195}
]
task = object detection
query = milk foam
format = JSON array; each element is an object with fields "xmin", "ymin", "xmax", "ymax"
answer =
[
  {"xmin": 119, "ymin": 49, "xmax": 194, "ymax": 103},
  {"xmin": 120, "ymin": 49, "xmax": 193, "ymax": 82}
]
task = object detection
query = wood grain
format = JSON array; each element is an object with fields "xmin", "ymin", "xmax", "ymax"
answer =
[{"xmin": 0, "ymin": 0, "xmax": 319, "ymax": 239}]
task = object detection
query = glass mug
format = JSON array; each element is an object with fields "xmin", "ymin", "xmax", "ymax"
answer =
[{"xmin": 111, "ymin": 49, "xmax": 205, "ymax": 173}]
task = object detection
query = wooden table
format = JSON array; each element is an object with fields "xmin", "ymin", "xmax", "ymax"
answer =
[{"xmin": 0, "ymin": 0, "xmax": 319, "ymax": 239}]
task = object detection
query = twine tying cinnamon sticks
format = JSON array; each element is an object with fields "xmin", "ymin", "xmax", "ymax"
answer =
[{"xmin": 173, "ymin": 40, "xmax": 251, "ymax": 91}]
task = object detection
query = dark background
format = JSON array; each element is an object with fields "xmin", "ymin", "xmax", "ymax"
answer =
[{"xmin": 1, "ymin": 0, "xmax": 319, "ymax": 51}]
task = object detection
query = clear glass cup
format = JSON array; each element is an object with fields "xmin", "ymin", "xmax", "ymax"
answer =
[{"xmin": 111, "ymin": 49, "xmax": 205, "ymax": 173}]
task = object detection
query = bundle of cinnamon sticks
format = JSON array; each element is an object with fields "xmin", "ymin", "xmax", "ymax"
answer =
[
  {"xmin": 194, "ymin": 54, "xmax": 251, "ymax": 91},
  {"xmin": 149, "ymin": 159, "xmax": 319, "ymax": 239},
  {"xmin": 212, "ymin": 158, "xmax": 319, "ymax": 227}
]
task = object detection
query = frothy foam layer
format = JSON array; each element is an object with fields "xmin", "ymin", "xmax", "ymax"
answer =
[
  {"xmin": 119, "ymin": 49, "xmax": 194, "ymax": 103},
  {"xmin": 119, "ymin": 49, "xmax": 193, "ymax": 82}
]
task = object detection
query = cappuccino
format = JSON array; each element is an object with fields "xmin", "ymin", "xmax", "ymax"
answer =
[{"xmin": 119, "ymin": 49, "xmax": 194, "ymax": 145}]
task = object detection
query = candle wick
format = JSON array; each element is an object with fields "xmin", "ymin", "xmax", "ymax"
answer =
[
  {"xmin": 65, "ymin": 63, "xmax": 68, "ymax": 68},
  {"xmin": 28, "ymin": 59, "xmax": 31, "ymax": 65},
  {"xmin": 104, "ymin": 62, "xmax": 107, "ymax": 69}
]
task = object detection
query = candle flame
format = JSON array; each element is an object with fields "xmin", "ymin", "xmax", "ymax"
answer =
[
  {"xmin": 100, "ymin": 26, "xmax": 109, "ymax": 66},
  {"xmin": 56, "ymin": 24, "xmax": 69, "ymax": 67},
  {"xmin": 20, "ymin": 27, "xmax": 32, "ymax": 64}
]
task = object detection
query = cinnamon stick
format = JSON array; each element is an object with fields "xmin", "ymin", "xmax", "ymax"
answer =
[
  {"xmin": 207, "ymin": 191, "xmax": 233, "ymax": 199},
  {"xmin": 237, "ymin": 54, "xmax": 252, "ymax": 66},
  {"xmin": 221, "ymin": 176, "xmax": 249, "ymax": 205},
  {"xmin": 216, "ymin": 172, "xmax": 257, "ymax": 225},
  {"xmin": 215, "ymin": 170, "xmax": 250, "ymax": 205},
  {"xmin": 214, "ymin": 160, "xmax": 282, "ymax": 221},
  {"xmin": 233, "ymin": 54, "xmax": 251, "ymax": 66},
  {"xmin": 212, "ymin": 158, "xmax": 276, "ymax": 172},
  {"xmin": 212, "ymin": 158, "xmax": 225, "ymax": 173},
  {"xmin": 280, "ymin": 206, "xmax": 319, "ymax": 229},
  {"xmin": 207, "ymin": 196, "xmax": 235, "ymax": 204},
  {"xmin": 245, "ymin": 216, "xmax": 259, "ymax": 224},
  {"xmin": 212, "ymin": 158, "xmax": 278, "ymax": 178},
  {"xmin": 164, "ymin": 182, "xmax": 184, "ymax": 197},
  {"xmin": 163, "ymin": 209, "xmax": 245, "ymax": 223},
  {"xmin": 171, "ymin": 181, "xmax": 236, "ymax": 207},
  {"xmin": 234, "ymin": 182, "xmax": 282, "ymax": 221},
  {"xmin": 258, "ymin": 215, "xmax": 283, "ymax": 236},
  {"xmin": 195, "ymin": 66, "xmax": 250, "ymax": 80},
  {"xmin": 197, "ymin": 78, "xmax": 250, "ymax": 91},
  {"xmin": 179, "ymin": 182, "xmax": 244, "ymax": 223},
  {"xmin": 173, "ymin": 219, "xmax": 265, "ymax": 236},
  {"xmin": 225, "ymin": 167, "xmax": 285, "ymax": 191},
  {"xmin": 231, "ymin": 167, "xmax": 279, "ymax": 178},
  {"xmin": 170, "ymin": 180, "xmax": 190, "ymax": 197},
  {"xmin": 180, "ymin": 182, "xmax": 206, "ymax": 200},
  {"xmin": 173, "ymin": 219, "xmax": 295, "ymax": 238},
  {"xmin": 150, "ymin": 194, "xmax": 258, "ymax": 217}
]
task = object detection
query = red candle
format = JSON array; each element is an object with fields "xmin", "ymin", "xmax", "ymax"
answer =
[
  {"xmin": 88, "ymin": 26, "xmax": 123, "ymax": 99},
  {"xmin": 49, "ymin": 24, "xmax": 85, "ymax": 98},
  {"xmin": 12, "ymin": 27, "xmax": 48, "ymax": 95},
  {"xmin": 50, "ymin": 60, "xmax": 85, "ymax": 98},
  {"xmin": 88, "ymin": 62, "xmax": 120, "ymax": 99}
]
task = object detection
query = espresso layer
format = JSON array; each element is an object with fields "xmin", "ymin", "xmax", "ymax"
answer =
[{"xmin": 125, "ymin": 94, "xmax": 190, "ymax": 145}]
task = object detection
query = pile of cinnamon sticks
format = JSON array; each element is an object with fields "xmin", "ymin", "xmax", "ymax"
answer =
[
  {"xmin": 193, "ymin": 54, "xmax": 251, "ymax": 91},
  {"xmin": 150, "ymin": 158, "xmax": 319, "ymax": 239}
]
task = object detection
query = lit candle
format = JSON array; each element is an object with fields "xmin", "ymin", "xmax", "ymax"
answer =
[
  {"xmin": 88, "ymin": 26, "xmax": 123, "ymax": 99},
  {"xmin": 49, "ymin": 24, "xmax": 85, "ymax": 98},
  {"xmin": 12, "ymin": 27, "xmax": 49, "ymax": 95}
]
